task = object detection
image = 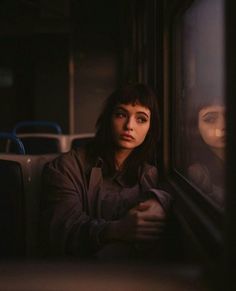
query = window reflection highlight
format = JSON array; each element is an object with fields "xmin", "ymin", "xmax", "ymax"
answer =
[
  {"xmin": 187, "ymin": 94, "xmax": 225, "ymax": 206},
  {"xmin": 174, "ymin": 0, "xmax": 225, "ymax": 208}
]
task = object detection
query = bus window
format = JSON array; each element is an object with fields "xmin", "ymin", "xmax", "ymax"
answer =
[{"xmin": 173, "ymin": 0, "xmax": 225, "ymax": 209}]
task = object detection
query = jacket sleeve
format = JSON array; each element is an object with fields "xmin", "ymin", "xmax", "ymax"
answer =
[
  {"xmin": 41, "ymin": 151, "xmax": 109, "ymax": 257},
  {"xmin": 140, "ymin": 165, "xmax": 172, "ymax": 213}
]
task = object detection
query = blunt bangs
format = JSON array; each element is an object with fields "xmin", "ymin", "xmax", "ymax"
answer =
[{"xmin": 114, "ymin": 84, "xmax": 156, "ymax": 113}]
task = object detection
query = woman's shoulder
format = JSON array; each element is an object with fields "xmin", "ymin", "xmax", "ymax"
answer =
[
  {"xmin": 140, "ymin": 163, "xmax": 159, "ymax": 187},
  {"xmin": 46, "ymin": 147, "xmax": 88, "ymax": 173},
  {"xmin": 142, "ymin": 162, "xmax": 158, "ymax": 176}
]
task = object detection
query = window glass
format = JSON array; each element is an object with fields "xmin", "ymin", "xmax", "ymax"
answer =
[{"xmin": 173, "ymin": 0, "xmax": 225, "ymax": 208}]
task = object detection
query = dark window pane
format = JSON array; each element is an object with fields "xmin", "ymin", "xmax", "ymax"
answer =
[{"xmin": 174, "ymin": 0, "xmax": 225, "ymax": 208}]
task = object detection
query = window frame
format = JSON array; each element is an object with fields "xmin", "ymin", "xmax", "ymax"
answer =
[
  {"xmin": 163, "ymin": 0, "xmax": 225, "ymax": 263},
  {"xmin": 225, "ymin": 0, "xmax": 236, "ymax": 289}
]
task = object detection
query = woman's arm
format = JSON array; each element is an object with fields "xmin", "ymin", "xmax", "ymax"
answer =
[
  {"xmin": 41, "ymin": 152, "xmax": 109, "ymax": 257},
  {"xmin": 101, "ymin": 198, "xmax": 166, "ymax": 243},
  {"xmin": 100, "ymin": 165, "xmax": 172, "ymax": 244},
  {"xmin": 140, "ymin": 165, "xmax": 173, "ymax": 212}
]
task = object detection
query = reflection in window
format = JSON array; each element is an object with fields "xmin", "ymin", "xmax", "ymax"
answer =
[{"xmin": 174, "ymin": 0, "xmax": 225, "ymax": 208}]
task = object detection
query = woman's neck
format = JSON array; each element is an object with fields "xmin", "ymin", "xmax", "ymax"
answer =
[{"xmin": 114, "ymin": 149, "xmax": 132, "ymax": 170}]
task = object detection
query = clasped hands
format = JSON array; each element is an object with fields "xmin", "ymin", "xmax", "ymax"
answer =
[{"xmin": 106, "ymin": 198, "xmax": 166, "ymax": 243}]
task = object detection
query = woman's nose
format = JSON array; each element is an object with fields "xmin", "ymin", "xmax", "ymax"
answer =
[
  {"xmin": 125, "ymin": 117, "xmax": 134, "ymax": 130},
  {"xmin": 215, "ymin": 115, "xmax": 226, "ymax": 137},
  {"xmin": 218, "ymin": 115, "xmax": 226, "ymax": 130}
]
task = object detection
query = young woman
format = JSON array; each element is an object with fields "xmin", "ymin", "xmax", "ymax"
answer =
[
  {"xmin": 187, "ymin": 91, "xmax": 225, "ymax": 207},
  {"xmin": 41, "ymin": 83, "xmax": 171, "ymax": 259}
]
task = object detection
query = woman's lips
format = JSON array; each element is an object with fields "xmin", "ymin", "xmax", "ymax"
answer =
[{"xmin": 120, "ymin": 133, "xmax": 134, "ymax": 140}]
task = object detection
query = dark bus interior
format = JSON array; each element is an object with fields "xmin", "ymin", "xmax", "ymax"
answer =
[{"xmin": 0, "ymin": 1, "xmax": 235, "ymax": 290}]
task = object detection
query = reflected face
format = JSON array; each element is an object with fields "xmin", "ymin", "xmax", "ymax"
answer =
[
  {"xmin": 198, "ymin": 105, "xmax": 225, "ymax": 149},
  {"xmin": 111, "ymin": 103, "xmax": 151, "ymax": 152}
]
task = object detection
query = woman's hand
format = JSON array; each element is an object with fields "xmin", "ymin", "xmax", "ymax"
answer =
[{"xmin": 103, "ymin": 199, "xmax": 166, "ymax": 243}]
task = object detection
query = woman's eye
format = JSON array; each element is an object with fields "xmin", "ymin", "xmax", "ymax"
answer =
[
  {"xmin": 137, "ymin": 116, "xmax": 148, "ymax": 123},
  {"xmin": 203, "ymin": 115, "xmax": 217, "ymax": 123}
]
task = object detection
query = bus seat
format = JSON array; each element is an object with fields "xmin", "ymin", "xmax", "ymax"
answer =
[
  {"xmin": 10, "ymin": 121, "xmax": 63, "ymax": 155},
  {"xmin": 0, "ymin": 157, "xmax": 25, "ymax": 257},
  {"xmin": 24, "ymin": 153, "xmax": 59, "ymax": 257},
  {"xmin": 0, "ymin": 132, "xmax": 25, "ymax": 154},
  {"xmin": 7, "ymin": 132, "xmax": 94, "ymax": 155},
  {"xmin": 9, "ymin": 133, "xmax": 66, "ymax": 154},
  {"xmin": 0, "ymin": 153, "xmax": 59, "ymax": 258},
  {"xmin": 69, "ymin": 133, "xmax": 94, "ymax": 149},
  {"xmin": 13, "ymin": 120, "xmax": 62, "ymax": 135}
]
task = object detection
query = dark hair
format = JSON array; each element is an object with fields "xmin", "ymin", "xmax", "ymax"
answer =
[{"xmin": 88, "ymin": 83, "xmax": 160, "ymax": 183}]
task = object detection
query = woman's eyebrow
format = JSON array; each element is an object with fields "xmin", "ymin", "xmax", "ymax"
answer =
[
  {"xmin": 202, "ymin": 111, "xmax": 218, "ymax": 118},
  {"xmin": 136, "ymin": 111, "xmax": 150, "ymax": 118},
  {"xmin": 115, "ymin": 106, "xmax": 150, "ymax": 117}
]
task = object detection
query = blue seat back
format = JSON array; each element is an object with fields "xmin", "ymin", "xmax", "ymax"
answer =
[
  {"xmin": 13, "ymin": 121, "xmax": 62, "ymax": 134},
  {"xmin": 13, "ymin": 134, "xmax": 62, "ymax": 155},
  {"xmin": 0, "ymin": 132, "xmax": 25, "ymax": 154}
]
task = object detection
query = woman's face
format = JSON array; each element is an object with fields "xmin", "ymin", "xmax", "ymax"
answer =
[
  {"xmin": 111, "ymin": 103, "xmax": 151, "ymax": 152},
  {"xmin": 198, "ymin": 105, "xmax": 225, "ymax": 149}
]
